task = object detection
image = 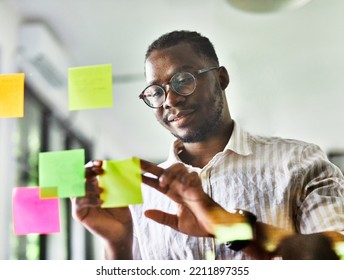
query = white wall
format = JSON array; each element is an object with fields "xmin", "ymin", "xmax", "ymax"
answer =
[
  {"xmin": 0, "ymin": 1, "xmax": 21, "ymax": 260},
  {"xmin": 215, "ymin": 0, "xmax": 344, "ymax": 154}
]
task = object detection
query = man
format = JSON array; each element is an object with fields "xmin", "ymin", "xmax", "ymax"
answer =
[{"xmin": 71, "ymin": 30, "xmax": 344, "ymax": 260}]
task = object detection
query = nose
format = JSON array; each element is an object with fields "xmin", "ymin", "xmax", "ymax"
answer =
[{"xmin": 163, "ymin": 84, "xmax": 186, "ymax": 109}]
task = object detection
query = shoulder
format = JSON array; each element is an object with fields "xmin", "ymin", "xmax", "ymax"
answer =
[
  {"xmin": 234, "ymin": 122, "xmax": 321, "ymax": 155},
  {"xmin": 249, "ymin": 132, "xmax": 320, "ymax": 151},
  {"xmin": 246, "ymin": 132, "xmax": 328, "ymax": 162},
  {"xmin": 250, "ymin": 132, "xmax": 309, "ymax": 146}
]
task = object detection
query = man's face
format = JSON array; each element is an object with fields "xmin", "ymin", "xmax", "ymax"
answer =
[{"xmin": 145, "ymin": 43, "xmax": 226, "ymax": 143}]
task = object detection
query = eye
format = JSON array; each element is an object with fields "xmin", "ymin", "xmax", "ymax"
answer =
[
  {"xmin": 171, "ymin": 72, "xmax": 195, "ymax": 94},
  {"xmin": 174, "ymin": 72, "xmax": 194, "ymax": 85},
  {"xmin": 152, "ymin": 90, "xmax": 164, "ymax": 98},
  {"xmin": 144, "ymin": 85, "xmax": 164, "ymax": 99}
]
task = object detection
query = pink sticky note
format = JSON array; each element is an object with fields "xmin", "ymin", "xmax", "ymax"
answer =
[{"xmin": 12, "ymin": 187, "xmax": 61, "ymax": 235}]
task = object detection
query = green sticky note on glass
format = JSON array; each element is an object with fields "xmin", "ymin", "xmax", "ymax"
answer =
[
  {"xmin": 0, "ymin": 73, "xmax": 25, "ymax": 118},
  {"xmin": 68, "ymin": 64, "xmax": 113, "ymax": 110},
  {"xmin": 214, "ymin": 223, "xmax": 253, "ymax": 244},
  {"xmin": 99, "ymin": 158, "xmax": 143, "ymax": 208},
  {"xmin": 39, "ymin": 149, "xmax": 85, "ymax": 198}
]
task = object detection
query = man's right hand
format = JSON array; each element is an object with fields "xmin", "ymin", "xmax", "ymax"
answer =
[{"xmin": 70, "ymin": 160, "xmax": 133, "ymax": 259}]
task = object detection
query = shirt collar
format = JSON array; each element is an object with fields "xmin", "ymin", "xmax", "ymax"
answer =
[{"xmin": 224, "ymin": 121, "xmax": 252, "ymax": 156}]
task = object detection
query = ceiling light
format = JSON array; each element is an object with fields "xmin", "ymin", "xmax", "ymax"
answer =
[{"xmin": 227, "ymin": 0, "xmax": 313, "ymax": 13}]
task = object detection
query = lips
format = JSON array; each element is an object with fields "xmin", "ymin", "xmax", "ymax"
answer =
[{"xmin": 166, "ymin": 109, "xmax": 195, "ymax": 124}]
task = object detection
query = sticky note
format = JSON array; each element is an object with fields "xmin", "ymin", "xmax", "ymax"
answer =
[
  {"xmin": 39, "ymin": 149, "xmax": 85, "ymax": 198},
  {"xmin": 205, "ymin": 250, "xmax": 216, "ymax": 260},
  {"xmin": 68, "ymin": 64, "xmax": 113, "ymax": 110},
  {"xmin": 0, "ymin": 73, "xmax": 25, "ymax": 117},
  {"xmin": 99, "ymin": 158, "xmax": 143, "ymax": 208},
  {"xmin": 213, "ymin": 223, "xmax": 253, "ymax": 244},
  {"xmin": 12, "ymin": 187, "xmax": 60, "ymax": 235},
  {"xmin": 334, "ymin": 242, "xmax": 344, "ymax": 260},
  {"xmin": 39, "ymin": 186, "xmax": 58, "ymax": 199}
]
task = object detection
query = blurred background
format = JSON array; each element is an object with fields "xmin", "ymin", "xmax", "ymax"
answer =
[{"xmin": 1, "ymin": 0, "xmax": 344, "ymax": 259}]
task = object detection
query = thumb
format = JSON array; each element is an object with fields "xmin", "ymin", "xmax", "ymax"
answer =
[{"xmin": 144, "ymin": 209, "xmax": 179, "ymax": 231}]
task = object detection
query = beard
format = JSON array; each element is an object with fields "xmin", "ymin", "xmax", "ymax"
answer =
[{"xmin": 171, "ymin": 88, "xmax": 225, "ymax": 143}]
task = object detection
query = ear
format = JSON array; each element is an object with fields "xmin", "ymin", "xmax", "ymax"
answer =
[{"xmin": 218, "ymin": 66, "xmax": 230, "ymax": 90}]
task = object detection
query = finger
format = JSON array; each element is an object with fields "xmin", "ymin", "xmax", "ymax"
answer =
[
  {"xmin": 144, "ymin": 209, "xmax": 179, "ymax": 232},
  {"xmin": 85, "ymin": 160, "xmax": 104, "ymax": 178},
  {"xmin": 85, "ymin": 176, "xmax": 103, "ymax": 191},
  {"xmin": 159, "ymin": 163, "xmax": 188, "ymax": 187},
  {"xmin": 84, "ymin": 177, "xmax": 104, "ymax": 202},
  {"xmin": 71, "ymin": 196, "xmax": 103, "ymax": 222},
  {"xmin": 141, "ymin": 174, "xmax": 160, "ymax": 189},
  {"xmin": 73, "ymin": 195, "xmax": 103, "ymax": 209},
  {"xmin": 140, "ymin": 159, "xmax": 164, "ymax": 177},
  {"xmin": 142, "ymin": 174, "xmax": 170, "ymax": 194},
  {"xmin": 179, "ymin": 171, "xmax": 200, "ymax": 187}
]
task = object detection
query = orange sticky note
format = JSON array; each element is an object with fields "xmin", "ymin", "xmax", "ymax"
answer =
[{"xmin": 0, "ymin": 73, "xmax": 25, "ymax": 118}]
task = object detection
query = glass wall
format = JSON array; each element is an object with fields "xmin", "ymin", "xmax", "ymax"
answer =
[{"xmin": 12, "ymin": 85, "xmax": 95, "ymax": 259}]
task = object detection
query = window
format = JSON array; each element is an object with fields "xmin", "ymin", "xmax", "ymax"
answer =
[
  {"xmin": 13, "ymin": 85, "xmax": 95, "ymax": 259},
  {"xmin": 328, "ymin": 151, "xmax": 344, "ymax": 176}
]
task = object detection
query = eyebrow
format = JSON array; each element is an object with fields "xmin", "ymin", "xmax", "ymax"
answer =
[
  {"xmin": 147, "ymin": 65, "xmax": 195, "ymax": 85},
  {"xmin": 175, "ymin": 65, "xmax": 194, "ymax": 72}
]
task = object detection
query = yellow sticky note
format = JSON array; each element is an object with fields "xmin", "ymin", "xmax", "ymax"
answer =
[
  {"xmin": 334, "ymin": 242, "xmax": 344, "ymax": 260},
  {"xmin": 68, "ymin": 64, "xmax": 113, "ymax": 110},
  {"xmin": 0, "ymin": 73, "xmax": 25, "ymax": 118},
  {"xmin": 39, "ymin": 186, "xmax": 58, "ymax": 199},
  {"xmin": 213, "ymin": 223, "xmax": 253, "ymax": 244},
  {"xmin": 99, "ymin": 158, "xmax": 143, "ymax": 208},
  {"xmin": 205, "ymin": 250, "xmax": 216, "ymax": 260}
]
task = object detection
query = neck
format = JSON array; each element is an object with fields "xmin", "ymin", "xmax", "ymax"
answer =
[{"xmin": 179, "ymin": 120, "xmax": 234, "ymax": 168}]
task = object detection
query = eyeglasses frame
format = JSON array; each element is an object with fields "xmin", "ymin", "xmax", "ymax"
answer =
[{"xmin": 139, "ymin": 66, "xmax": 219, "ymax": 108}]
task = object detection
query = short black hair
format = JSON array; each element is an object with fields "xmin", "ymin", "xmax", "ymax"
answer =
[{"xmin": 145, "ymin": 30, "xmax": 219, "ymax": 66}]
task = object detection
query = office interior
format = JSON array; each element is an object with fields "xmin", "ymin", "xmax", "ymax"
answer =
[{"xmin": 1, "ymin": 0, "xmax": 344, "ymax": 260}]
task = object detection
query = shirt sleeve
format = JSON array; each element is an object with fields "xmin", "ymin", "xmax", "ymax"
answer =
[{"xmin": 296, "ymin": 143, "xmax": 344, "ymax": 233}]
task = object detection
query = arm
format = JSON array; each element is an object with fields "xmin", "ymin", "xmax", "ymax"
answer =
[
  {"xmin": 140, "ymin": 159, "xmax": 344, "ymax": 260},
  {"xmin": 71, "ymin": 160, "xmax": 133, "ymax": 259}
]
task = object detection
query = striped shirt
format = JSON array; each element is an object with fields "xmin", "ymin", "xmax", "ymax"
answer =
[{"xmin": 130, "ymin": 121, "xmax": 344, "ymax": 259}]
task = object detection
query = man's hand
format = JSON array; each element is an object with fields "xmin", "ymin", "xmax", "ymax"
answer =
[
  {"xmin": 276, "ymin": 233, "xmax": 339, "ymax": 259},
  {"xmin": 140, "ymin": 160, "xmax": 243, "ymax": 237},
  {"xmin": 71, "ymin": 160, "xmax": 133, "ymax": 259}
]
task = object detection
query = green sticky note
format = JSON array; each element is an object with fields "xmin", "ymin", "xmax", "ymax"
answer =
[
  {"xmin": 39, "ymin": 149, "xmax": 85, "ymax": 198},
  {"xmin": 99, "ymin": 158, "xmax": 143, "ymax": 208},
  {"xmin": 214, "ymin": 223, "xmax": 253, "ymax": 244},
  {"xmin": 68, "ymin": 64, "xmax": 113, "ymax": 110},
  {"xmin": 0, "ymin": 73, "xmax": 25, "ymax": 118}
]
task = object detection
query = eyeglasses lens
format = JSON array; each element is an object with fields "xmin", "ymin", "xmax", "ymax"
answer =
[
  {"xmin": 142, "ymin": 85, "xmax": 165, "ymax": 108},
  {"xmin": 171, "ymin": 72, "xmax": 196, "ymax": 95},
  {"xmin": 141, "ymin": 72, "xmax": 197, "ymax": 108}
]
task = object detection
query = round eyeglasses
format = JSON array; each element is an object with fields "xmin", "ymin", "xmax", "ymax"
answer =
[{"xmin": 139, "ymin": 66, "xmax": 219, "ymax": 108}]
